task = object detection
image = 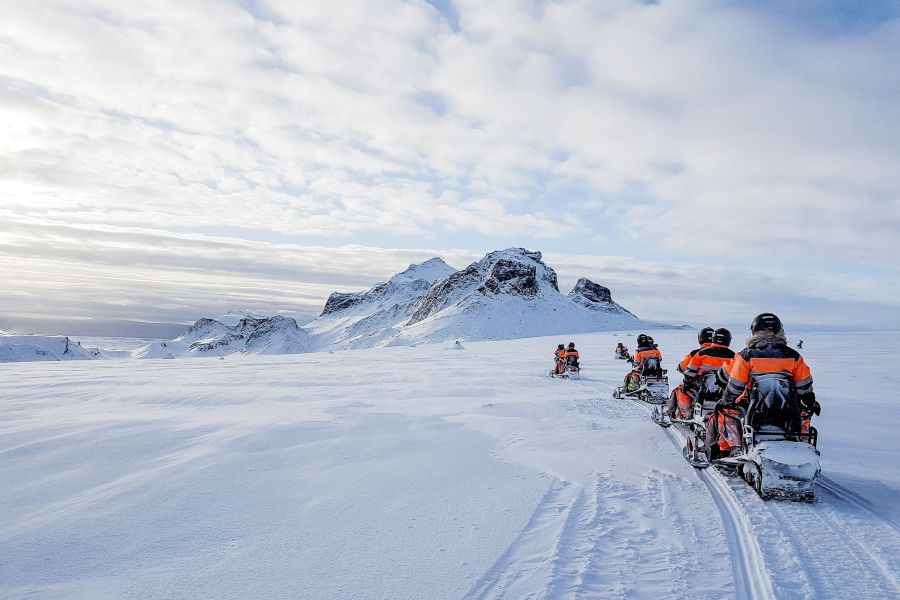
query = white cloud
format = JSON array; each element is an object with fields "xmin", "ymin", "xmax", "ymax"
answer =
[{"xmin": 0, "ymin": 0, "xmax": 897, "ymax": 327}]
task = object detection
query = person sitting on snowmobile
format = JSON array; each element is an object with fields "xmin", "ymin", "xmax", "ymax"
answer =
[
  {"xmin": 707, "ymin": 314, "xmax": 819, "ymax": 458},
  {"xmin": 626, "ymin": 334, "xmax": 662, "ymax": 383},
  {"xmin": 564, "ymin": 342, "xmax": 580, "ymax": 370},
  {"xmin": 678, "ymin": 327, "xmax": 715, "ymax": 374},
  {"xmin": 616, "ymin": 342, "xmax": 628, "ymax": 358},
  {"xmin": 554, "ymin": 344, "xmax": 567, "ymax": 375},
  {"xmin": 666, "ymin": 327, "xmax": 715, "ymax": 419},
  {"xmin": 683, "ymin": 328, "xmax": 736, "ymax": 390}
]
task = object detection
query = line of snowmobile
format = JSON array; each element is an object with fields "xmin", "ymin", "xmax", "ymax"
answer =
[{"xmin": 552, "ymin": 323, "xmax": 822, "ymax": 503}]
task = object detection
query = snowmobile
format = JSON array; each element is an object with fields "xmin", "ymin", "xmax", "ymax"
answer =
[
  {"xmin": 679, "ymin": 371, "xmax": 726, "ymax": 468},
  {"xmin": 709, "ymin": 374, "xmax": 820, "ymax": 501},
  {"xmin": 615, "ymin": 345, "xmax": 629, "ymax": 360},
  {"xmin": 614, "ymin": 357, "xmax": 669, "ymax": 410},
  {"xmin": 550, "ymin": 355, "xmax": 581, "ymax": 380}
]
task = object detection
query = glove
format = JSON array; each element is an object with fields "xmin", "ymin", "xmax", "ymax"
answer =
[{"xmin": 799, "ymin": 392, "xmax": 817, "ymax": 410}]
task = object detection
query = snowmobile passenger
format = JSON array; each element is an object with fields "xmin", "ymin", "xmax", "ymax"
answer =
[
  {"xmin": 616, "ymin": 342, "xmax": 629, "ymax": 358},
  {"xmin": 683, "ymin": 328, "xmax": 735, "ymax": 388},
  {"xmin": 708, "ymin": 314, "xmax": 818, "ymax": 458},
  {"xmin": 565, "ymin": 342, "xmax": 580, "ymax": 369},
  {"xmin": 672, "ymin": 328, "xmax": 736, "ymax": 420}
]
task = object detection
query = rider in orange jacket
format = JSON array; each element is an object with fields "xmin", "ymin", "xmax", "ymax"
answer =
[
  {"xmin": 667, "ymin": 327, "xmax": 714, "ymax": 418},
  {"xmin": 554, "ymin": 344, "xmax": 566, "ymax": 374},
  {"xmin": 678, "ymin": 327, "xmax": 714, "ymax": 374},
  {"xmin": 707, "ymin": 314, "xmax": 817, "ymax": 458},
  {"xmin": 564, "ymin": 342, "xmax": 580, "ymax": 370}
]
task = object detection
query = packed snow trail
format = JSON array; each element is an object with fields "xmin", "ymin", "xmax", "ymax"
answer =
[
  {"xmin": 601, "ymin": 387, "xmax": 774, "ymax": 600},
  {"xmin": 590, "ymin": 331, "xmax": 900, "ymax": 600}
]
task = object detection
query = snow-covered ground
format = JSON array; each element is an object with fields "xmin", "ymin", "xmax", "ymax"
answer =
[{"xmin": 1, "ymin": 330, "xmax": 898, "ymax": 599}]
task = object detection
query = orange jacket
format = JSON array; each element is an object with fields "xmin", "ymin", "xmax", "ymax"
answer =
[
  {"xmin": 634, "ymin": 347, "xmax": 662, "ymax": 365},
  {"xmin": 723, "ymin": 339, "xmax": 813, "ymax": 404},
  {"xmin": 685, "ymin": 344, "xmax": 735, "ymax": 378},
  {"xmin": 678, "ymin": 342, "xmax": 713, "ymax": 373}
]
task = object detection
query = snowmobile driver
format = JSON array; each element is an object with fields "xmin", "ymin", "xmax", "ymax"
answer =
[
  {"xmin": 678, "ymin": 327, "xmax": 714, "ymax": 374},
  {"xmin": 707, "ymin": 313, "xmax": 819, "ymax": 459},
  {"xmin": 666, "ymin": 327, "xmax": 714, "ymax": 419},
  {"xmin": 683, "ymin": 328, "xmax": 736, "ymax": 389},
  {"xmin": 624, "ymin": 334, "xmax": 662, "ymax": 388},
  {"xmin": 554, "ymin": 344, "xmax": 566, "ymax": 375}
]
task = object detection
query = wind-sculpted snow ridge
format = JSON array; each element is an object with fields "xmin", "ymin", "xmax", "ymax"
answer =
[
  {"xmin": 308, "ymin": 248, "xmax": 669, "ymax": 350},
  {"xmin": 0, "ymin": 334, "xmax": 102, "ymax": 362},
  {"xmin": 132, "ymin": 315, "xmax": 309, "ymax": 359}
]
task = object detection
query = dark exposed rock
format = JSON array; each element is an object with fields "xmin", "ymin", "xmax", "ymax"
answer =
[
  {"xmin": 568, "ymin": 277, "xmax": 636, "ymax": 317},
  {"xmin": 322, "ymin": 292, "xmax": 366, "ymax": 316},
  {"xmin": 407, "ymin": 248, "xmax": 557, "ymax": 325}
]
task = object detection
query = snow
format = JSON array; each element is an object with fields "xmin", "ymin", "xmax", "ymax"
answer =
[
  {"xmin": 2, "ymin": 329, "xmax": 897, "ymax": 598},
  {"xmin": 0, "ymin": 334, "xmax": 101, "ymax": 362},
  {"xmin": 131, "ymin": 315, "xmax": 310, "ymax": 359}
]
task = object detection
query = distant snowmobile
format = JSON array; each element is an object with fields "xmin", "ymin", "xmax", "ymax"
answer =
[
  {"xmin": 613, "ymin": 356, "xmax": 669, "ymax": 408},
  {"xmin": 550, "ymin": 363, "xmax": 581, "ymax": 379},
  {"xmin": 550, "ymin": 350, "xmax": 581, "ymax": 380},
  {"xmin": 615, "ymin": 344, "xmax": 629, "ymax": 360}
]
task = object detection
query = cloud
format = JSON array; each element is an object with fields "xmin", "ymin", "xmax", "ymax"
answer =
[
  {"xmin": 0, "ymin": 0, "xmax": 898, "ymax": 327},
  {"xmin": 1, "ymin": 216, "xmax": 897, "ymax": 331}
]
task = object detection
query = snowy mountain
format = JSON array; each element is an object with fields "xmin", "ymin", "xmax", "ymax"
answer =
[
  {"xmin": 133, "ymin": 314, "xmax": 310, "ymax": 359},
  {"xmin": 305, "ymin": 257, "xmax": 456, "ymax": 348},
  {"xmin": 307, "ymin": 248, "xmax": 665, "ymax": 349},
  {"xmin": 0, "ymin": 334, "xmax": 102, "ymax": 362}
]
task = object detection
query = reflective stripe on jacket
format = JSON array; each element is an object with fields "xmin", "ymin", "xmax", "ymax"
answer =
[{"xmin": 724, "ymin": 342, "xmax": 813, "ymax": 403}]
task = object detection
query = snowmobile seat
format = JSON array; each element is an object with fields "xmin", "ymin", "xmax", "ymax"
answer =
[
  {"xmin": 642, "ymin": 357, "xmax": 662, "ymax": 379},
  {"xmin": 748, "ymin": 373, "xmax": 803, "ymax": 438}
]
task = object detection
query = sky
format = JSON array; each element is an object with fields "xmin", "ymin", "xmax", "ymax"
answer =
[{"xmin": 1, "ymin": 0, "xmax": 899, "ymax": 336}]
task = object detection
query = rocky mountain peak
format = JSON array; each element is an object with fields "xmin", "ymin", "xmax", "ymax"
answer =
[
  {"xmin": 568, "ymin": 278, "xmax": 636, "ymax": 317},
  {"xmin": 406, "ymin": 248, "xmax": 558, "ymax": 325}
]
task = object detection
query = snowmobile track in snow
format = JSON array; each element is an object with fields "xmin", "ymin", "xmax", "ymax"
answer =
[
  {"xmin": 605, "ymin": 386, "xmax": 900, "ymax": 599},
  {"xmin": 614, "ymin": 393, "xmax": 775, "ymax": 600}
]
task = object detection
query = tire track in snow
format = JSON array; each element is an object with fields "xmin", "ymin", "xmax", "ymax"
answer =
[
  {"xmin": 613, "ymin": 388, "xmax": 900, "ymax": 598},
  {"xmin": 817, "ymin": 476, "xmax": 900, "ymax": 535},
  {"xmin": 463, "ymin": 479, "xmax": 584, "ymax": 600},
  {"xmin": 750, "ymin": 476, "xmax": 900, "ymax": 598},
  {"xmin": 618, "ymin": 395, "xmax": 776, "ymax": 600}
]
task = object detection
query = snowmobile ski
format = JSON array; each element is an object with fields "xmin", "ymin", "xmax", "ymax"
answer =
[{"xmin": 682, "ymin": 437, "xmax": 710, "ymax": 469}]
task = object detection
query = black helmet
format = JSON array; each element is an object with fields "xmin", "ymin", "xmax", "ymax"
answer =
[
  {"xmin": 568, "ymin": 342, "xmax": 575, "ymax": 349},
  {"xmin": 712, "ymin": 328, "xmax": 732, "ymax": 347},
  {"xmin": 637, "ymin": 334, "xmax": 650, "ymax": 346},
  {"xmin": 698, "ymin": 327, "xmax": 714, "ymax": 345},
  {"xmin": 557, "ymin": 344, "xmax": 565, "ymax": 350},
  {"xmin": 750, "ymin": 313, "xmax": 783, "ymax": 335}
]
